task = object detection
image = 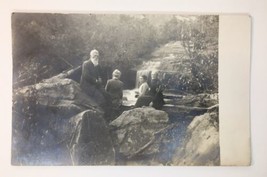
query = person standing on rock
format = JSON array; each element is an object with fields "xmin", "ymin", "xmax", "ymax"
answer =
[
  {"xmin": 105, "ymin": 69, "xmax": 124, "ymax": 109},
  {"xmin": 80, "ymin": 49, "xmax": 110, "ymax": 108},
  {"xmin": 135, "ymin": 75, "xmax": 153, "ymax": 107}
]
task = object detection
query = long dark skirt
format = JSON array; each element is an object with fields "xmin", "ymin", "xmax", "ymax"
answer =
[
  {"xmin": 152, "ymin": 92, "xmax": 165, "ymax": 110},
  {"xmin": 135, "ymin": 95, "xmax": 153, "ymax": 107}
]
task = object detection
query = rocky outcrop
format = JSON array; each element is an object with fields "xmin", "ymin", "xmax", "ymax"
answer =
[
  {"xmin": 14, "ymin": 77, "xmax": 100, "ymax": 116},
  {"xmin": 12, "ymin": 69, "xmax": 220, "ymax": 166},
  {"xmin": 109, "ymin": 106, "xmax": 219, "ymax": 166},
  {"xmin": 110, "ymin": 107, "xmax": 170, "ymax": 164},
  {"xmin": 171, "ymin": 111, "xmax": 220, "ymax": 166},
  {"xmin": 12, "ymin": 77, "xmax": 114, "ymax": 165}
]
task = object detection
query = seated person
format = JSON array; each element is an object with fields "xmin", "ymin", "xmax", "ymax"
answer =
[
  {"xmin": 105, "ymin": 69, "xmax": 124, "ymax": 109},
  {"xmin": 149, "ymin": 71, "xmax": 165, "ymax": 110},
  {"xmin": 80, "ymin": 49, "xmax": 110, "ymax": 108},
  {"xmin": 135, "ymin": 75, "xmax": 153, "ymax": 107}
]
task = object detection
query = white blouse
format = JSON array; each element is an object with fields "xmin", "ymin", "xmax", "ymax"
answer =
[{"xmin": 139, "ymin": 82, "xmax": 150, "ymax": 96}]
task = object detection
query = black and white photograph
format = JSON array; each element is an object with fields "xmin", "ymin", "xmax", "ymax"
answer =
[{"xmin": 12, "ymin": 13, "xmax": 220, "ymax": 166}]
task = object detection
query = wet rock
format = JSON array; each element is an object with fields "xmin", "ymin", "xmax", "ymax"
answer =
[
  {"xmin": 110, "ymin": 107, "xmax": 169, "ymax": 160},
  {"xmin": 69, "ymin": 110, "xmax": 115, "ymax": 165},
  {"xmin": 172, "ymin": 111, "xmax": 220, "ymax": 166}
]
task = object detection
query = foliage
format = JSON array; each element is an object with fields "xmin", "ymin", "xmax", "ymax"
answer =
[
  {"xmin": 158, "ymin": 15, "xmax": 219, "ymax": 93},
  {"xmin": 163, "ymin": 50, "xmax": 218, "ymax": 93},
  {"xmin": 12, "ymin": 14, "xmax": 159, "ymax": 88},
  {"xmin": 12, "ymin": 13, "xmax": 218, "ymax": 93},
  {"xmin": 157, "ymin": 16, "xmax": 182, "ymax": 43}
]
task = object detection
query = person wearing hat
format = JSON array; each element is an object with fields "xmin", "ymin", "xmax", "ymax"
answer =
[
  {"xmin": 105, "ymin": 69, "xmax": 124, "ymax": 110},
  {"xmin": 80, "ymin": 49, "xmax": 106, "ymax": 106}
]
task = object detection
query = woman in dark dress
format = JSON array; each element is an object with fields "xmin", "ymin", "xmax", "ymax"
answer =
[{"xmin": 149, "ymin": 71, "xmax": 165, "ymax": 110}]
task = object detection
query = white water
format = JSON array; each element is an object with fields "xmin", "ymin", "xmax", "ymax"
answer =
[{"xmin": 123, "ymin": 41, "xmax": 189, "ymax": 106}]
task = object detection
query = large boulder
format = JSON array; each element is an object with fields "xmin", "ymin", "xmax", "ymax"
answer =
[
  {"xmin": 171, "ymin": 111, "xmax": 220, "ymax": 166},
  {"xmin": 69, "ymin": 110, "xmax": 115, "ymax": 165},
  {"xmin": 12, "ymin": 77, "xmax": 112, "ymax": 165},
  {"xmin": 14, "ymin": 77, "xmax": 100, "ymax": 116},
  {"xmin": 110, "ymin": 107, "xmax": 170, "ymax": 164}
]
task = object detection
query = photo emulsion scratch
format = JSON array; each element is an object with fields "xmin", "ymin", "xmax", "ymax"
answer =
[{"xmin": 12, "ymin": 13, "xmax": 220, "ymax": 165}]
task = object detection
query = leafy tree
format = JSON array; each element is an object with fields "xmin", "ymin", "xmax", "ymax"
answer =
[{"xmin": 12, "ymin": 14, "xmax": 160, "ymax": 88}]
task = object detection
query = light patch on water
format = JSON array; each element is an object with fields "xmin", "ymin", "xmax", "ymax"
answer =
[{"xmin": 123, "ymin": 89, "xmax": 138, "ymax": 106}]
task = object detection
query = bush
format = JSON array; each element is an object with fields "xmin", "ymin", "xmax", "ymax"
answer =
[
  {"xmin": 12, "ymin": 14, "xmax": 159, "ymax": 88},
  {"xmin": 12, "ymin": 14, "xmax": 218, "ymax": 93}
]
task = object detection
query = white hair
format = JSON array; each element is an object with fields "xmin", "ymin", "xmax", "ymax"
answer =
[{"xmin": 90, "ymin": 49, "xmax": 99, "ymax": 57}]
